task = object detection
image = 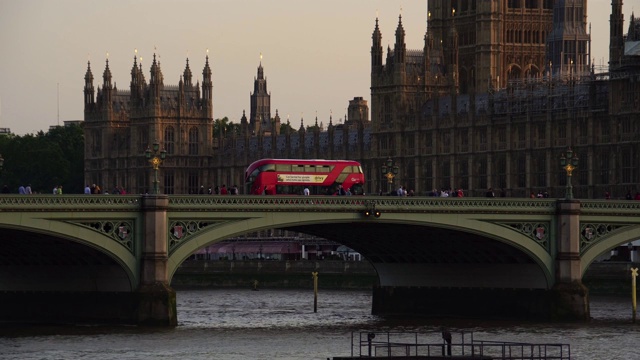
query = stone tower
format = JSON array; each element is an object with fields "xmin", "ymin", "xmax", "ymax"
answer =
[
  {"xmin": 546, "ymin": 0, "xmax": 591, "ymax": 78},
  {"xmin": 250, "ymin": 60, "xmax": 279, "ymax": 135},
  {"xmin": 610, "ymin": 0, "xmax": 626, "ymax": 70},
  {"xmin": 427, "ymin": 0, "xmax": 554, "ymax": 91},
  {"xmin": 346, "ymin": 97, "xmax": 369, "ymax": 126}
]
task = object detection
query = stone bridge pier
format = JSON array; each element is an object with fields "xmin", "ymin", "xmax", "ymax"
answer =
[
  {"xmin": 551, "ymin": 200, "xmax": 589, "ymax": 320},
  {"xmin": 136, "ymin": 195, "xmax": 176, "ymax": 326}
]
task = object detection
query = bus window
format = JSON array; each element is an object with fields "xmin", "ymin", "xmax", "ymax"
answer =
[
  {"xmin": 336, "ymin": 173, "xmax": 348, "ymax": 183},
  {"xmin": 260, "ymin": 164, "xmax": 276, "ymax": 172},
  {"xmin": 276, "ymin": 164, "xmax": 292, "ymax": 172}
]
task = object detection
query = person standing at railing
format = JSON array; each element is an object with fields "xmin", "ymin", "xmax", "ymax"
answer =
[
  {"xmin": 441, "ymin": 328, "xmax": 452, "ymax": 356},
  {"xmin": 485, "ymin": 188, "xmax": 495, "ymax": 198}
]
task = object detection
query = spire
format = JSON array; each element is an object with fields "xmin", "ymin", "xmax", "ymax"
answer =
[
  {"xmin": 102, "ymin": 58, "xmax": 112, "ymax": 89},
  {"xmin": 372, "ymin": 17, "xmax": 383, "ymax": 68},
  {"xmin": 149, "ymin": 53, "xmax": 164, "ymax": 102},
  {"xmin": 84, "ymin": 61, "xmax": 95, "ymax": 107},
  {"xmin": 394, "ymin": 14, "xmax": 406, "ymax": 64},
  {"xmin": 629, "ymin": 12, "xmax": 640, "ymax": 41},
  {"xmin": 102, "ymin": 57, "xmax": 113, "ymax": 111},
  {"xmin": 395, "ymin": 14, "xmax": 405, "ymax": 44},
  {"xmin": 183, "ymin": 58, "xmax": 193, "ymax": 87},
  {"xmin": 203, "ymin": 52, "xmax": 212, "ymax": 82},
  {"xmin": 85, "ymin": 60, "xmax": 94, "ymax": 84},
  {"xmin": 257, "ymin": 61, "xmax": 264, "ymax": 80},
  {"xmin": 150, "ymin": 53, "xmax": 163, "ymax": 85},
  {"xmin": 130, "ymin": 55, "xmax": 140, "ymax": 85},
  {"xmin": 202, "ymin": 52, "xmax": 213, "ymax": 115},
  {"xmin": 129, "ymin": 54, "xmax": 142, "ymax": 107}
]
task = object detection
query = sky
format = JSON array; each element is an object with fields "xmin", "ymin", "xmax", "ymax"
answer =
[{"xmin": 0, "ymin": 0, "xmax": 639, "ymax": 135}]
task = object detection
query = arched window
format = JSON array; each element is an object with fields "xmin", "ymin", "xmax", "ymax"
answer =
[
  {"xmin": 384, "ymin": 96, "xmax": 392, "ymax": 126},
  {"xmin": 164, "ymin": 126, "xmax": 175, "ymax": 155},
  {"xmin": 189, "ymin": 127, "xmax": 199, "ymax": 155},
  {"xmin": 138, "ymin": 127, "xmax": 148, "ymax": 154}
]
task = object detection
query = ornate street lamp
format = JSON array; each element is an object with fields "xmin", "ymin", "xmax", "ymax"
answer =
[
  {"xmin": 560, "ymin": 147, "xmax": 579, "ymax": 199},
  {"xmin": 381, "ymin": 157, "xmax": 399, "ymax": 193},
  {"xmin": 145, "ymin": 141, "xmax": 167, "ymax": 195}
]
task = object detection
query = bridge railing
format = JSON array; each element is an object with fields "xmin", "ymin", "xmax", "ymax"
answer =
[
  {"xmin": 168, "ymin": 195, "xmax": 558, "ymax": 214},
  {"xmin": 3, "ymin": 195, "xmax": 637, "ymax": 216},
  {"xmin": 580, "ymin": 199, "xmax": 640, "ymax": 215},
  {"xmin": 0, "ymin": 194, "xmax": 141, "ymax": 211}
]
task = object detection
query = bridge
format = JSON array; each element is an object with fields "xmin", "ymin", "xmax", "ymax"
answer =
[{"xmin": 1, "ymin": 194, "xmax": 639, "ymax": 326}]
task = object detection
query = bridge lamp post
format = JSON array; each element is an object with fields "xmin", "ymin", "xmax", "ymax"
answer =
[
  {"xmin": 145, "ymin": 141, "xmax": 167, "ymax": 195},
  {"xmin": 381, "ymin": 157, "xmax": 399, "ymax": 194},
  {"xmin": 560, "ymin": 147, "xmax": 579, "ymax": 200}
]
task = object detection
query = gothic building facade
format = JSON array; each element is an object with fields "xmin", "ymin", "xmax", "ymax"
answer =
[
  {"xmin": 83, "ymin": 55, "xmax": 215, "ymax": 194},
  {"xmin": 84, "ymin": 1, "xmax": 640, "ymax": 199},
  {"xmin": 366, "ymin": 0, "xmax": 638, "ymax": 199}
]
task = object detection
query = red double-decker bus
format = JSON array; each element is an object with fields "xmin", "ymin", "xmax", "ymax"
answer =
[{"xmin": 245, "ymin": 158, "xmax": 365, "ymax": 195}]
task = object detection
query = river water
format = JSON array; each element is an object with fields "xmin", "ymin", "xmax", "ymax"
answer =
[{"xmin": 0, "ymin": 289, "xmax": 638, "ymax": 360}]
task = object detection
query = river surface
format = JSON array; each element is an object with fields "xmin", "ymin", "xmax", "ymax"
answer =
[{"xmin": 0, "ymin": 289, "xmax": 638, "ymax": 360}]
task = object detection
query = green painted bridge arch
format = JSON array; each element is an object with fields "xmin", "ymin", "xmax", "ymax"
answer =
[
  {"xmin": 0, "ymin": 195, "xmax": 142, "ymax": 292},
  {"xmin": 166, "ymin": 196, "xmax": 558, "ymax": 291},
  {"xmin": 2, "ymin": 194, "xmax": 640, "ymax": 325}
]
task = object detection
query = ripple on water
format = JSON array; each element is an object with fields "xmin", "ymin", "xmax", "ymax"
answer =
[{"xmin": 1, "ymin": 290, "xmax": 639, "ymax": 360}]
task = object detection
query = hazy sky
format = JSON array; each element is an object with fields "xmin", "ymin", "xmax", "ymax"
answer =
[{"xmin": 0, "ymin": 0, "xmax": 638, "ymax": 135}]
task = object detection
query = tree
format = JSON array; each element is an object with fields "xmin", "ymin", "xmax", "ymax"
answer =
[
  {"xmin": 40, "ymin": 124, "xmax": 85, "ymax": 193},
  {"xmin": 214, "ymin": 117, "xmax": 241, "ymax": 137},
  {"xmin": 213, "ymin": 117, "xmax": 230, "ymax": 137},
  {"xmin": 280, "ymin": 122, "xmax": 296, "ymax": 134},
  {"xmin": 0, "ymin": 124, "xmax": 84, "ymax": 194}
]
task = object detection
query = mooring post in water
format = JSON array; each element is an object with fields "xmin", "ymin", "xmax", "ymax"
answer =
[
  {"xmin": 367, "ymin": 332, "xmax": 376, "ymax": 357},
  {"xmin": 632, "ymin": 267, "xmax": 638, "ymax": 323},
  {"xmin": 312, "ymin": 271, "xmax": 318, "ymax": 313}
]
